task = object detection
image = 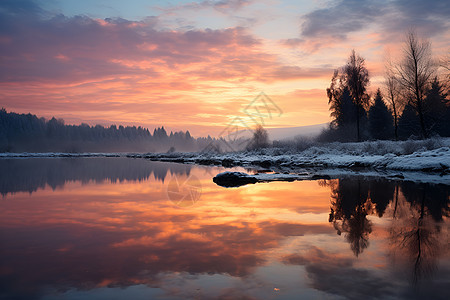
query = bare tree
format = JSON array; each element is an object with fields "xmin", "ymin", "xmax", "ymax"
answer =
[
  {"xmin": 326, "ymin": 50, "xmax": 370, "ymax": 142},
  {"xmin": 385, "ymin": 59, "xmax": 404, "ymax": 140},
  {"xmin": 343, "ymin": 50, "xmax": 370, "ymax": 142},
  {"xmin": 439, "ymin": 51, "xmax": 450, "ymax": 95},
  {"xmin": 247, "ymin": 125, "xmax": 269, "ymax": 150},
  {"xmin": 395, "ymin": 31, "xmax": 436, "ymax": 139}
]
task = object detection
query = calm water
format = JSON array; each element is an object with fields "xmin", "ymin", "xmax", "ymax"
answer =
[{"xmin": 0, "ymin": 158, "xmax": 449, "ymax": 300}]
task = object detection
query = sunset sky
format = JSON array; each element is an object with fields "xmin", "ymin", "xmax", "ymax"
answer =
[{"xmin": 0, "ymin": 0, "xmax": 449, "ymax": 136}]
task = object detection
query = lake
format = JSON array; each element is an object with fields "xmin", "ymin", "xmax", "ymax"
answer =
[{"xmin": 0, "ymin": 158, "xmax": 449, "ymax": 300}]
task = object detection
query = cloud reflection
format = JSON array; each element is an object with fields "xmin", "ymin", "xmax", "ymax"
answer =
[{"xmin": 0, "ymin": 164, "xmax": 448, "ymax": 299}]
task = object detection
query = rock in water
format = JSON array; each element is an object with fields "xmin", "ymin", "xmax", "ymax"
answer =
[{"xmin": 213, "ymin": 171, "xmax": 258, "ymax": 187}]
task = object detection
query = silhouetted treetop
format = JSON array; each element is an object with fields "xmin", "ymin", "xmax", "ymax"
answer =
[{"xmin": 368, "ymin": 89, "xmax": 394, "ymax": 140}]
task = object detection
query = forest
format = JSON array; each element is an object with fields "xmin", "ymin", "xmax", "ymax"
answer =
[
  {"xmin": 319, "ymin": 32, "xmax": 450, "ymax": 142},
  {"xmin": 0, "ymin": 108, "xmax": 216, "ymax": 153}
]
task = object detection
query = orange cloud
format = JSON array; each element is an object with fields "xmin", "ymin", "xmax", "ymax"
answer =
[
  {"xmin": 0, "ymin": 3, "xmax": 336, "ymax": 135},
  {"xmin": 2, "ymin": 0, "xmax": 448, "ymax": 136}
]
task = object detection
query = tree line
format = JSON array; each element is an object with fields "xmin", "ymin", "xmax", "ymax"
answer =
[
  {"xmin": 0, "ymin": 108, "xmax": 216, "ymax": 153},
  {"xmin": 320, "ymin": 31, "xmax": 449, "ymax": 142}
]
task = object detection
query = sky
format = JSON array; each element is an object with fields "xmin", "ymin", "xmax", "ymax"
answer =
[{"xmin": 0, "ymin": 0, "xmax": 449, "ymax": 136}]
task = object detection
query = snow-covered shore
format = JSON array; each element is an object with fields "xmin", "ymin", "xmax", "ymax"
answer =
[
  {"xmin": 135, "ymin": 138, "xmax": 450, "ymax": 172},
  {"xmin": 138, "ymin": 138, "xmax": 450, "ymax": 184},
  {"xmin": 1, "ymin": 138, "xmax": 449, "ymax": 184}
]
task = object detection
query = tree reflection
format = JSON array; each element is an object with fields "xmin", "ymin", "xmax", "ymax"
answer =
[
  {"xmin": 328, "ymin": 179, "xmax": 372, "ymax": 256},
  {"xmin": 327, "ymin": 177, "xmax": 448, "ymax": 276},
  {"xmin": 369, "ymin": 180, "xmax": 395, "ymax": 217},
  {"xmin": 0, "ymin": 158, "xmax": 192, "ymax": 195},
  {"xmin": 389, "ymin": 182, "xmax": 449, "ymax": 285}
]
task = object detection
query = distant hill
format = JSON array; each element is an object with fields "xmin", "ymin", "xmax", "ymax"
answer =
[
  {"xmin": 267, "ymin": 123, "xmax": 329, "ymax": 141},
  {"xmin": 225, "ymin": 123, "xmax": 328, "ymax": 141}
]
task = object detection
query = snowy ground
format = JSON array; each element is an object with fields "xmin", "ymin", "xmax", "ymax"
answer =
[
  {"xmin": 135, "ymin": 138, "xmax": 450, "ymax": 184},
  {"xmin": 1, "ymin": 138, "xmax": 449, "ymax": 184}
]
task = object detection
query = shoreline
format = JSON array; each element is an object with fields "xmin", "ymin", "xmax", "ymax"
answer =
[{"xmin": 1, "ymin": 147, "xmax": 449, "ymax": 185}]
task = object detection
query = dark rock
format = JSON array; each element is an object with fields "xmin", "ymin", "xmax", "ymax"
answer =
[
  {"xmin": 310, "ymin": 174, "xmax": 331, "ymax": 180},
  {"xmin": 255, "ymin": 160, "xmax": 271, "ymax": 168},
  {"xmin": 196, "ymin": 159, "xmax": 218, "ymax": 165},
  {"xmin": 222, "ymin": 158, "xmax": 235, "ymax": 167},
  {"xmin": 213, "ymin": 172, "xmax": 258, "ymax": 187}
]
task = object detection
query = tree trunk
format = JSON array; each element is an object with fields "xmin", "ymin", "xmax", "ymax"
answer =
[
  {"xmin": 413, "ymin": 51, "xmax": 428, "ymax": 139},
  {"xmin": 394, "ymin": 112, "xmax": 398, "ymax": 141},
  {"xmin": 391, "ymin": 92, "xmax": 398, "ymax": 141},
  {"xmin": 417, "ymin": 99, "xmax": 428, "ymax": 139},
  {"xmin": 393, "ymin": 185, "xmax": 399, "ymax": 218},
  {"xmin": 356, "ymin": 105, "xmax": 360, "ymax": 142}
]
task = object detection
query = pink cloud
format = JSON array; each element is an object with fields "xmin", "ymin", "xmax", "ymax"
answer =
[{"xmin": 0, "ymin": 1, "xmax": 345, "ymax": 134}]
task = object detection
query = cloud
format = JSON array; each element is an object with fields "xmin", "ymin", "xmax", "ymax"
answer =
[
  {"xmin": 212, "ymin": 0, "xmax": 252, "ymax": 11},
  {"xmin": 297, "ymin": 0, "xmax": 450, "ymax": 49},
  {"xmin": 300, "ymin": 0, "xmax": 384, "ymax": 40},
  {"xmin": 393, "ymin": 0, "xmax": 450, "ymax": 20},
  {"xmin": 383, "ymin": 0, "xmax": 450, "ymax": 38},
  {"xmin": 0, "ymin": 0, "xmax": 340, "ymax": 134},
  {"xmin": 0, "ymin": 2, "xmax": 260, "ymax": 83},
  {"xmin": 0, "ymin": 0, "xmax": 43, "ymax": 16},
  {"xmin": 158, "ymin": 0, "xmax": 253, "ymax": 15},
  {"xmin": 261, "ymin": 65, "xmax": 332, "ymax": 81},
  {"xmin": 280, "ymin": 38, "xmax": 303, "ymax": 48},
  {"xmin": 0, "ymin": 0, "xmax": 308, "ymax": 86},
  {"xmin": 0, "ymin": 0, "xmax": 301, "ymax": 132}
]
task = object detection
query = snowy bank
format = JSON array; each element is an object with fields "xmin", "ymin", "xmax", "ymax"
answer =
[
  {"xmin": 133, "ymin": 139, "xmax": 450, "ymax": 173},
  {"xmin": 1, "ymin": 138, "xmax": 449, "ymax": 184},
  {"xmin": 142, "ymin": 138, "xmax": 450, "ymax": 184}
]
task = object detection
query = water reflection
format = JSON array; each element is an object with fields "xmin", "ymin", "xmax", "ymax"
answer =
[
  {"xmin": 0, "ymin": 159, "xmax": 448, "ymax": 299},
  {"xmin": 328, "ymin": 179, "xmax": 373, "ymax": 256},
  {"xmin": 283, "ymin": 246, "xmax": 396, "ymax": 299},
  {"xmin": 326, "ymin": 177, "xmax": 449, "ymax": 287},
  {"xmin": 0, "ymin": 158, "xmax": 191, "ymax": 195},
  {"xmin": 389, "ymin": 182, "xmax": 449, "ymax": 285}
]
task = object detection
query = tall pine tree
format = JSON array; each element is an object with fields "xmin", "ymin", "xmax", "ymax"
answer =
[
  {"xmin": 423, "ymin": 77, "xmax": 449, "ymax": 136},
  {"xmin": 368, "ymin": 89, "xmax": 394, "ymax": 140},
  {"xmin": 398, "ymin": 104, "xmax": 420, "ymax": 139}
]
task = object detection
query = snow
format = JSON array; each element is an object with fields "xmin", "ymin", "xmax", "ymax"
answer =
[
  {"xmin": 250, "ymin": 173, "xmax": 305, "ymax": 181},
  {"xmin": 197, "ymin": 138, "xmax": 450, "ymax": 173},
  {"xmin": 1, "ymin": 138, "xmax": 449, "ymax": 184}
]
